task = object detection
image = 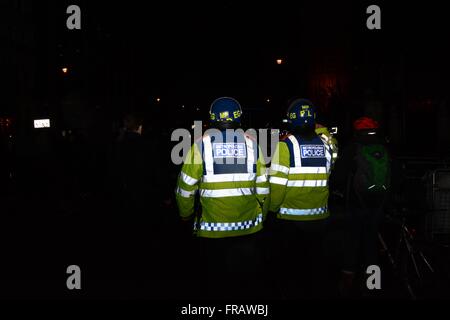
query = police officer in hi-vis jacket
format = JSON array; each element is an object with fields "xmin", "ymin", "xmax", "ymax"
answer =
[
  {"xmin": 269, "ymin": 98, "xmax": 336, "ymax": 298},
  {"xmin": 176, "ymin": 97, "xmax": 270, "ymax": 299}
]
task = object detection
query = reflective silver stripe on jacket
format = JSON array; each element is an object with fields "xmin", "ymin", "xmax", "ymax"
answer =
[
  {"xmin": 176, "ymin": 187, "xmax": 196, "ymax": 198},
  {"xmin": 270, "ymin": 176, "xmax": 288, "ymax": 185},
  {"xmin": 202, "ymin": 173, "xmax": 256, "ymax": 183},
  {"xmin": 180, "ymin": 172, "xmax": 198, "ymax": 186},
  {"xmin": 287, "ymin": 180, "xmax": 328, "ymax": 187},
  {"xmin": 256, "ymin": 174, "xmax": 268, "ymax": 183},
  {"xmin": 200, "ymin": 188, "xmax": 255, "ymax": 198},
  {"xmin": 256, "ymin": 187, "xmax": 270, "ymax": 195},
  {"xmin": 244, "ymin": 135, "xmax": 255, "ymax": 174},
  {"xmin": 271, "ymin": 164, "xmax": 289, "ymax": 174},
  {"xmin": 288, "ymin": 135, "xmax": 302, "ymax": 167},
  {"xmin": 203, "ymin": 135, "xmax": 214, "ymax": 176},
  {"xmin": 289, "ymin": 167, "xmax": 327, "ymax": 174}
]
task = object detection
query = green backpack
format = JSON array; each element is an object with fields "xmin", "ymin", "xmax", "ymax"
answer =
[{"xmin": 353, "ymin": 143, "xmax": 390, "ymax": 204}]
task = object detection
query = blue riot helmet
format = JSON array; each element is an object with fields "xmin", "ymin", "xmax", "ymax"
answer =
[
  {"xmin": 209, "ymin": 97, "xmax": 243, "ymax": 128},
  {"xmin": 286, "ymin": 98, "xmax": 316, "ymax": 130}
]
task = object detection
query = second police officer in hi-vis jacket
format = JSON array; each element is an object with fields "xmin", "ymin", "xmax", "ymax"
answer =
[{"xmin": 269, "ymin": 98, "xmax": 337, "ymax": 298}]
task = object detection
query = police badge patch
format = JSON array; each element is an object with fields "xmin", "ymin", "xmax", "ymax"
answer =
[
  {"xmin": 213, "ymin": 143, "xmax": 247, "ymax": 158},
  {"xmin": 300, "ymin": 145, "xmax": 325, "ymax": 158}
]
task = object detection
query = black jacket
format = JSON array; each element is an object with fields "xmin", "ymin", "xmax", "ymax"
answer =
[
  {"xmin": 330, "ymin": 133, "xmax": 389, "ymax": 209},
  {"xmin": 109, "ymin": 131, "xmax": 162, "ymax": 212}
]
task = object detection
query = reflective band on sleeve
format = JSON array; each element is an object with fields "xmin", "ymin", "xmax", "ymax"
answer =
[
  {"xmin": 245, "ymin": 136, "xmax": 255, "ymax": 174},
  {"xmin": 176, "ymin": 187, "xmax": 196, "ymax": 198},
  {"xmin": 279, "ymin": 206, "xmax": 328, "ymax": 216},
  {"xmin": 270, "ymin": 176, "xmax": 288, "ymax": 185},
  {"xmin": 199, "ymin": 213, "xmax": 263, "ymax": 231},
  {"xmin": 202, "ymin": 173, "xmax": 256, "ymax": 183},
  {"xmin": 256, "ymin": 174, "xmax": 268, "ymax": 183},
  {"xmin": 323, "ymin": 143, "xmax": 331, "ymax": 154},
  {"xmin": 325, "ymin": 146, "xmax": 332, "ymax": 172},
  {"xmin": 270, "ymin": 164, "xmax": 289, "ymax": 174},
  {"xmin": 203, "ymin": 135, "xmax": 214, "ymax": 176},
  {"xmin": 180, "ymin": 172, "xmax": 198, "ymax": 186},
  {"xmin": 288, "ymin": 136, "xmax": 302, "ymax": 167},
  {"xmin": 200, "ymin": 188, "xmax": 255, "ymax": 198},
  {"xmin": 256, "ymin": 187, "xmax": 270, "ymax": 195},
  {"xmin": 287, "ymin": 180, "xmax": 328, "ymax": 187},
  {"xmin": 289, "ymin": 167, "xmax": 327, "ymax": 174}
]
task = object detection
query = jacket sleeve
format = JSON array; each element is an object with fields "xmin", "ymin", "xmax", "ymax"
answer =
[
  {"xmin": 175, "ymin": 143, "xmax": 203, "ymax": 220},
  {"xmin": 316, "ymin": 127, "xmax": 338, "ymax": 167},
  {"xmin": 269, "ymin": 141, "xmax": 290, "ymax": 212},
  {"xmin": 330, "ymin": 136, "xmax": 339, "ymax": 166},
  {"xmin": 255, "ymin": 146, "xmax": 270, "ymax": 218}
]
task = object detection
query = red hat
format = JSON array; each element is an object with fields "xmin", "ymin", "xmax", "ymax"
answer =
[{"xmin": 353, "ymin": 117, "xmax": 379, "ymax": 130}]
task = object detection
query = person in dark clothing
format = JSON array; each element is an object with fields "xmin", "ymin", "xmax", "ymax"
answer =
[
  {"xmin": 106, "ymin": 112, "xmax": 165, "ymax": 297},
  {"xmin": 110, "ymin": 113, "xmax": 166, "ymax": 215},
  {"xmin": 330, "ymin": 116, "xmax": 391, "ymax": 297}
]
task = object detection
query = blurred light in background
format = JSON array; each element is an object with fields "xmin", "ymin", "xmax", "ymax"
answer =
[{"xmin": 34, "ymin": 119, "xmax": 51, "ymax": 128}]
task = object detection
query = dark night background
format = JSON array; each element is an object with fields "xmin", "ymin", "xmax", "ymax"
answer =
[
  {"xmin": 0, "ymin": 0, "xmax": 449, "ymax": 300},
  {"xmin": 2, "ymin": 1, "xmax": 449, "ymax": 146}
]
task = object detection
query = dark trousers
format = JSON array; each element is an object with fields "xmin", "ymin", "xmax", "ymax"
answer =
[
  {"xmin": 274, "ymin": 218, "xmax": 328, "ymax": 299},
  {"xmin": 342, "ymin": 207, "xmax": 383, "ymax": 273},
  {"xmin": 195, "ymin": 231, "xmax": 265, "ymax": 300}
]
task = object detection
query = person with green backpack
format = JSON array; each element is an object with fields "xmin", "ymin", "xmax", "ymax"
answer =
[{"xmin": 330, "ymin": 116, "xmax": 391, "ymax": 297}]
